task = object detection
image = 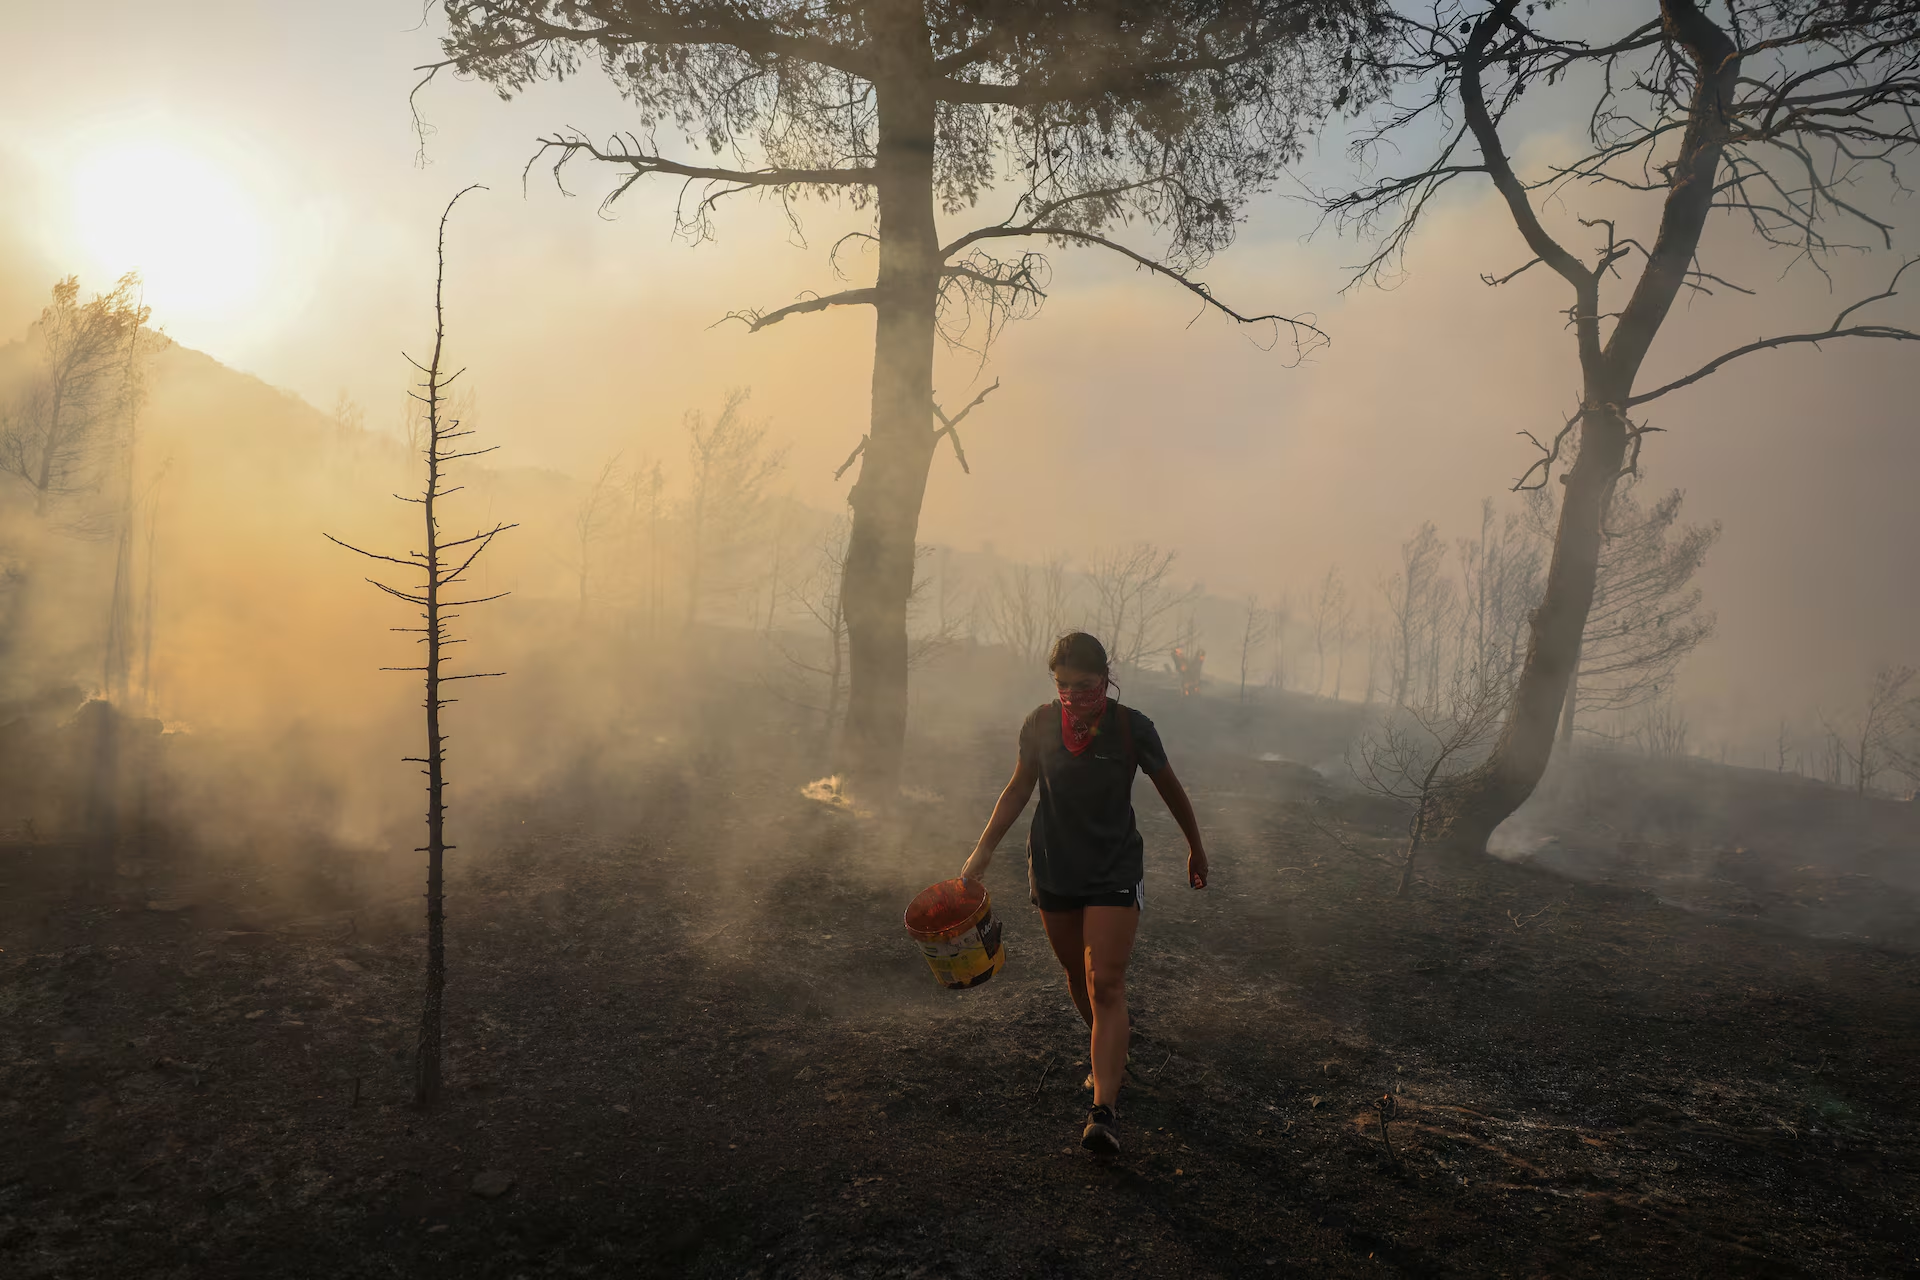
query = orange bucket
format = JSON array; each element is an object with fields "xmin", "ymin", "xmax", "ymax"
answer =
[{"xmin": 904, "ymin": 878, "xmax": 1005, "ymax": 989}]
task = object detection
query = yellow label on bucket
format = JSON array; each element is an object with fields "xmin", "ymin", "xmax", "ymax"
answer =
[
  {"xmin": 904, "ymin": 879, "xmax": 1006, "ymax": 990},
  {"xmin": 916, "ymin": 915, "xmax": 1005, "ymax": 989}
]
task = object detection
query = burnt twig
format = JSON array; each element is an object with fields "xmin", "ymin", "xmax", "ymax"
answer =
[
  {"xmin": 1033, "ymin": 1052, "xmax": 1058, "ymax": 1102},
  {"xmin": 930, "ymin": 378, "xmax": 1001, "ymax": 475},
  {"xmin": 1375, "ymin": 1093, "xmax": 1399, "ymax": 1162},
  {"xmin": 833, "ymin": 435, "xmax": 868, "ymax": 481},
  {"xmin": 1306, "ymin": 815, "xmax": 1397, "ymax": 867},
  {"xmin": 1506, "ymin": 902, "xmax": 1553, "ymax": 930}
]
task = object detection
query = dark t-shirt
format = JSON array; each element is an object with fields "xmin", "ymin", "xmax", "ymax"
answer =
[{"xmin": 1019, "ymin": 701, "xmax": 1170, "ymax": 898}]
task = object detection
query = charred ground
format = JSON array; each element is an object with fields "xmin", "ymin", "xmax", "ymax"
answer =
[{"xmin": 3, "ymin": 683, "xmax": 1918, "ymax": 1278}]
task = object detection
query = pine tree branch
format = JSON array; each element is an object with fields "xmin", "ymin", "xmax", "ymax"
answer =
[
  {"xmin": 720, "ymin": 288, "xmax": 879, "ymax": 333},
  {"xmin": 1628, "ymin": 259, "xmax": 1920, "ymax": 405}
]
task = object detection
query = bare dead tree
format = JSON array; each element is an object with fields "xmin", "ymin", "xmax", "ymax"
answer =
[
  {"xmin": 1237, "ymin": 593, "xmax": 1271, "ymax": 703},
  {"xmin": 1421, "ymin": 582, "xmax": 1458, "ymax": 713},
  {"xmin": 1351, "ymin": 655, "xmax": 1514, "ymax": 897},
  {"xmin": 1381, "ymin": 522, "xmax": 1450, "ymax": 710},
  {"xmin": 429, "ymin": 0, "xmax": 1384, "ymax": 789},
  {"xmin": 928, "ymin": 546, "xmax": 966, "ymax": 641},
  {"xmin": 983, "ymin": 561, "xmax": 1044, "ymax": 665},
  {"xmin": 1330, "ymin": 593, "xmax": 1354, "ymax": 700},
  {"xmin": 572, "ymin": 453, "xmax": 625, "ymax": 626},
  {"xmin": 1320, "ymin": 0, "xmax": 1920, "ymax": 853},
  {"xmin": 333, "ymin": 392, "xmax": 368, "ymax": 436},
  {"xmin": 984, "ymin": 551, "xmax": 1077, "ymax": 666},
  {"xmin": 683, "ymin": 389, "xmax": 787, "ymax": 627},
  {"xmin": 1310, "ymin": 565, "xmax": 1346, "ymax": 697},
  {"xmin": 1632, "ymin": 695, "xmax": 1692, "ymax": 761},
  {"xmin": 1822, "ymin": 664, "xmax": 1918, "ymax": 796},
  {"xmin": 398, "ymin": 388, "xmax": 429, "ymax": 465},
  {"xmin": 1038, "ymin": 554, "xmax": 1074, "ymax": 652},
  {"xmin": 1362, "ymin": 606, "xmax": 1382, "ymax": 704},
  {"xmin": 1817, "ymin": 725, "xmax": 1847, "ymax": 785},
  {"xmin": 325, "ymin": 187, "xmax": 512, "ymax": 1110},
  {"xmin": 775, "ymin": 516, "xmax": 853, "ymax": 743},
  {"xmin": 759, "ymin": 493, "xmax": 806, "ymax": 637},
  {"xmin": 907, "ymin": 543, "xmax": 964, "ymax": 668},
  {"xmin": 1269, "ymin": 589, "xmax": 1294, "ymax": 691},
  {"xmin": 1356, "ymin": 504, "xmax": 1537, "ymax": 894},
  {"xmin": 622, "ymin": 456, "xmax": 670, "ymax": 638},
  {"xmin": 1883, "ymin": 676, "xmax": 1920, "ymax": 796},
  {"xmin": 1321, "ymin": 567, "xmax": 1357, "ymax": 700},
  {"xmin": 1086, "ymin": 542, "xmax": 1195, "ymax": 674},
  {"xmin": 1455, "ymin": 497, "xmax": 1542, "ymax": 688}
]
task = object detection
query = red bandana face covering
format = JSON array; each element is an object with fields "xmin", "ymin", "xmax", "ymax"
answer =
[{"xmin": 1058, "ymin": 684, "xmax": 1109, "ymax": 756}]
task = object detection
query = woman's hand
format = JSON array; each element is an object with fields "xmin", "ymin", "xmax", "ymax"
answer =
[
  {"xmin": 1148, "ymin": 766, "xmax": 1208, "ymax": 890},
  {"xmin": 964, "ymin": 758, "xmax": 1037, "ymax": 887},
  {"xmin": 1187, "ymin": 844, "xmax": 1209, "ymax": 890}
]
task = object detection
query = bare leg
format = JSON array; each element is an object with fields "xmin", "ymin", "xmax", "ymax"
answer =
[
  {"xmin": 1039, "ymin": 908, "xmax": 1093, "ymax": 1028},
  {"xmin": 1081, "ymin": 904, "xmax": 1140, "ymax": 1109}
]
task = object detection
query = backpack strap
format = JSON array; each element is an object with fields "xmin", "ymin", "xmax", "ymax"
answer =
[{"xmin": 1113, "ymin": 702, "xmax": 1136, "ymax": 774}]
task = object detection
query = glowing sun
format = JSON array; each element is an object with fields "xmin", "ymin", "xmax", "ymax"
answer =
[{"xmin": 67, "ymin": 138, "xmax": 274, "ymax": 327}]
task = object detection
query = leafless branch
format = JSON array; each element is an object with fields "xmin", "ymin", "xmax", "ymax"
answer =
[
  {"xmin": 1628, "ymin": 259, "xmax": 1920, "ymax": 405},
  {"xmin": 720, "ymin": 288, "xmax": 878, "ymax": 334},
  {"xmin": 833, "ymin": 435, "xmax": 868, "ymax": 482},
  {"xmin": 944, "ymin": 223, "xmax": 1328, "ymax": 359},
  {"xmin": 931, "ymin": 378, "xmax": 1000, "ymax": 475},
  {"xmin": 323, "ymin": 533, "xmax": 423, "ymax": 568}
]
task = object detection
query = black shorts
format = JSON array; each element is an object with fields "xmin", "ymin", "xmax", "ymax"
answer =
[{"xmin": 1032, "ymin": 879, "xmax": 1144, "ymax": 912}]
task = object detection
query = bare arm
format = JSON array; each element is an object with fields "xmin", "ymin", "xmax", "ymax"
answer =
[
  {"xmin": 1149, "ymin": 766, "xmax": 1209, "ymax": 889},
  {"xmin": 960, "ymin": 757, "xmax": 1038, "ymax": 883}
]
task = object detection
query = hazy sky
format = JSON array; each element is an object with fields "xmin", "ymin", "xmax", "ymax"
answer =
[{"xmin": 4, "ymin": 1, "xmax": 1918, "ymax": 752}]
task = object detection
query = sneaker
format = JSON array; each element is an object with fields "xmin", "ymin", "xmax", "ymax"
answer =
[{"xmin": 1082, "ymin": 1104, "xmax": 1120, "ymax": 1156}]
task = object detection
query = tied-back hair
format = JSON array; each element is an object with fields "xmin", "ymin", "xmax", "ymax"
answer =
[{"xmin": 1047, "ymin": 631, "xmax": 1111, "ymax": 684}]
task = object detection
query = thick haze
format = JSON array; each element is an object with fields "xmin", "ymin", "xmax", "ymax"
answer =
[{"xmin": 3, "ymin": 0, "xmax": 1918, "ymax": 755}]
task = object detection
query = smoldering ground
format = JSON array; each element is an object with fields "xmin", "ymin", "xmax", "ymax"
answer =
[{"xmin": 7, "ymin": 637, "xmax": 1920, "ymax": 1278}]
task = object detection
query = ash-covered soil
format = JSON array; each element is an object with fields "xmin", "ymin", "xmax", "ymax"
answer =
[{"xmin": 4, "ymin": 714, "xmax": 1919, "ymax": 1278}]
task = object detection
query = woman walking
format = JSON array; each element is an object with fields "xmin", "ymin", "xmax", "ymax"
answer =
[{"xmin": 960, "ymin": 632, "xmax": 1208, "ymax": 1156}]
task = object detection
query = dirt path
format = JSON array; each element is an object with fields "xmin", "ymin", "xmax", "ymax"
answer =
[{"xmin": 3, "ymin": 733, "xmax": 1918, "ymax": 1277}]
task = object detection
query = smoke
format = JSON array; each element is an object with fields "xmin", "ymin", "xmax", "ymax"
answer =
[
  {"xmin": 1, "ymin": 19, "xmax": 1916, "ymax": 917},
  {"xmin": 3, "ymin": 1, "xmax": 1919, "ymax": 768}
]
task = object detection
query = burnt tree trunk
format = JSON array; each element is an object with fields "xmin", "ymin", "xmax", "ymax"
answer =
[
  {"xmin": 1557, "ymin": 636, "xmax": 1582, "ymax": 746},
  {"xmin": 1431, "ymin": 408, "xmax": 1626, "ymax": 851},
  {"xmin": 839, "ymin": 39, "xmax": 940, "ymax": 792},
  {"xmin": 414, "ymin": 216, "xmax": 457, "ymax": 1113},
  {"xmin": 327, "ymin": 187, "xmax": 501, "ymax": 1111},
  {"xmin": 415, "ymin": 423, "xmax": 448, "ymax": 1109},
  {"xmin": 1432, "ymin": 0, "xmax": 1738, "ymax": 853}
]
